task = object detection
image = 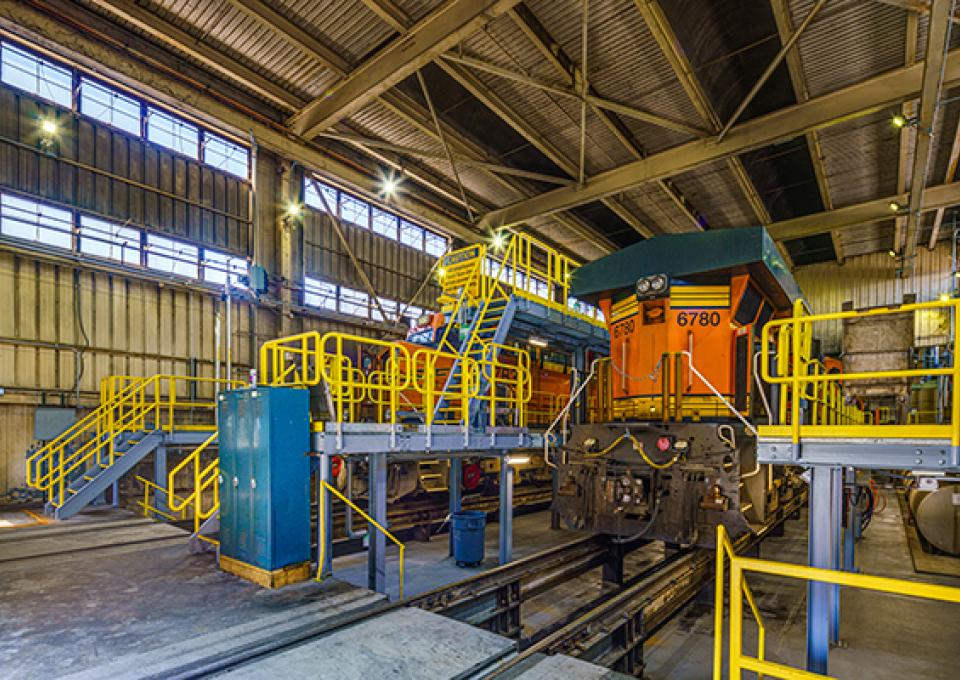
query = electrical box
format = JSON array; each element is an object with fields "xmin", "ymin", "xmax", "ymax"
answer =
[
  {"xmin": 218, "ymin": 386, "xmax": 311, "ymax": 588},
  {"xmin": 247, "ymin": 264, "xmax": 268, "ymax": 295}
]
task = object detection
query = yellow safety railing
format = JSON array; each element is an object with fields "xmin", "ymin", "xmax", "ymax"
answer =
[
  {"xmin": 529, "ymin": 390, "xmax": 570, "ymax": 425},
  {"xmin": 260, "ymin": 330, "xmax": 529, "ymax": 428},
  {"xmin": 714, "ymin": 524, "xmax": 960, "ymax": 679},
  {"xmin": 26, "ymin": 375, "xmax": 240, "ymax": 509},
  {"xmin": 317, "ymin": 479, "xmax": 405, "ymax": 599},
  {"xmin": 438, "ymin": 231, "xmax": 603, "ymax": 331},
  {"xmin": 760, "ymin": 298, "xmax": 960, "ymax": 443},
  {"xmin": 136, "ymin": 476, "xmax": 190, "ymax": 522},
  {"xmin": 166, "ymin": 432, "xmax": 220, "ymax": 540}
]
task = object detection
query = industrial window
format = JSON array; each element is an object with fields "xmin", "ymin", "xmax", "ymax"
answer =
[
  {"xmin": 203, "ymin": 134, "xmax": 249, "ymax": 179},
  {"xmin": 424, "ymin": 230, "xmax": 446, "ymax": 257},
  {"xmin": 78, "ymin": 215, "xmax": 141, "ymax": 265},
  {"xmin": 0, "ymin": 42, "xmax": 72, "ymax": 108},
  {"xmin": 339, "ymin": 194, "xmax": 369, "ymax": 228},
  {"xmin": 304, "ymin": 276, "xmax": 338, "ymax": 311},
  {"xmin": 339, "ymin": 287, "xmax": 369, "ymax": 317},
  {"xmin": 399, "ymin": 220, "xmax": 423, "ymax": 249},
  {"xmin": 147, "ymin": 107, "xmax": 199, "ymax": 158},
  {"xmin": 0, "ymin": 193, "xmax": 72, "ymax": 249},
  {"xmin": 145, "ymin": 233, "xmax": 199, "ymax": 278},
  {"xmin": 371, "ymin": 298, "xmax": 399, "ymax": 323},
  {"xmin": 371, "ymin": 208, "xmax": 398, "ymax": 240},
  {"xmin": 79, "ymin": 78, "xmax": 140, "ymax": 136},
  {"xmin": 305, "ymin": 179, "xmax": 338, "ymax": 213},
  {"xmin": 403, "ymin": 305, "xmax": 424, "ymax": 328},
  {"xmin": 203, "ymin": 248, "xmax": 247, "ymax": 286}
]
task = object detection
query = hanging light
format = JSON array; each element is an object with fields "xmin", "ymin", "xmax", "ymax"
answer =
[
  {"xmin": 891, "ymin": 114, "xmax": 907, "ymax": 128},
  {"xmin": 382, "ymin": 176, "xmax": 399, "ymax": 196},
  {"xmin": 492, "ymin": 232, "xmax": 505, "ymax": 250}
]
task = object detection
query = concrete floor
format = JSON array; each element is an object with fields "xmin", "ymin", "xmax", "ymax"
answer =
[{"xmin": 642, "ymin": 492, "xmax": 960, "ymax": 679}]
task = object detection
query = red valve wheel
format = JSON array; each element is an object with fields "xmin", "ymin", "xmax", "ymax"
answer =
[{"xmin": 462, "ymin": 463, "xmax": 482, "ymax": 491}]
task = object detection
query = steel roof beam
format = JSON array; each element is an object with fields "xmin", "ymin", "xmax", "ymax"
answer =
[
  {"xmin": 927, "ymin": 116, "xmax": 960, "ymax": 248},
  {"xmin": 289, "ymin": 0, "xmax": 521, "ymax": 138},
  {"xmin": 902, "ymin": 0, "xmax": 953, "ymax": 267},
  {"xmin": 507, "ymin": 3, "xmax": 705, "ymax": 234},
  {"xmin": 631, "ymin": 0, "xmax": 774, "ymax": 235},
  {"xmin": 479, "ymin": 46, "xmax": 960, "ymax": 229},
  {"xmin": 894, "ymin": 12, "xmax": 919, "ymax": 254},
  {"xmin": 769, "ymin": 0, "xmax": 843, "ymax": 263},
  {"xmin": 769, "ymin": 182, "xmax": 960, "ymax": 241}
]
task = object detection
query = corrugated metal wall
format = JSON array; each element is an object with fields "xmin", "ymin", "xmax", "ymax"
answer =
[
  {"xmin": 0, "ymin": 87, "xmax": 250, "ymax": 253},
  {"xmin": 304, "ymin": 211, "xmax": 440, "ymax": 308},
  {"xmin": 794, "ymin": 241, "xmax": 954, "ymax": 354},
  {"xmin": 0, "ymin": 84, "xmax": 431, "ymax": 493}
]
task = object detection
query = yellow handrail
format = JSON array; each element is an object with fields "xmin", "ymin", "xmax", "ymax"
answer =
[
  {"xmin": 714, "ymin": 524, "xmax": 766, "ymax": 680},
  {"xmin": 317, "ymin": 479, "xmax": 405, "ymax": 599},
  {"xmin": 26, "ymin": 374, "xmax": 240, "ymax": 509},
  {"xmin": 760, "ymin": 297, "xmax": 960, "ymax": 442},
  {"xmin": 136, "ymin": 476, "xmax": 190, "ymax": 522},
  {"xmin": 714, "ymin": 523, "xmax": 960, "ymax": 679}
]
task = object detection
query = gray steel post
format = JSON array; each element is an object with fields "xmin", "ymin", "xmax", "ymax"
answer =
[
  {"xmin": 499, "ymin": 455, "xmax": 513, "ymax": 565},
  {"xmin": 318, "ymin": 453, "xmax": 333, "ymax": 578},
  {"xmin": 154, "ymin": 445, "xmax": 167, "ymax": 517},
  {"xmin": 368, "ymin": 453, "xmax": 388, "ymax": 594},
  {"xmin": 807, "ymin": 465, "xmax": 840, "ymax": 674},
  {"xmin": 448, "ymin": 457, "xmax": 462, "ymax": 556}
]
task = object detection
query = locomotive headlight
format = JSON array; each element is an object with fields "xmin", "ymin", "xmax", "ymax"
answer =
[
  {"xmin": 649, "ymin": 274, "xmax": 667, "ymax": 292},
  {"xmin": 636, "ymin": 278, "xmax": 652, "ymax": 294},
  {"xmin": 636, "ymin": 273, "xmax": 669, "ymax": 299},
  {"xmin": 674, "ymin": 439, "xmax": 690, "ymax": 452}
]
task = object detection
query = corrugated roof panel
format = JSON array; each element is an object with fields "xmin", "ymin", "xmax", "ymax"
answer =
[
  {"xmin": 791, "ymin": 0, "xmax": 906, "ymax": 97},
  {"xmin": 526, "ymin": 0, "xmax": 704, "ymax": 134},
  {"xmin": 670, "ymin": 160, "xmax": 762, "ymax": 229},
  {"xmin": 391, "ymin": 0, "xmax": 447, "ymax": 24},
  {"xmin": 276, "ymin": 0, "xmax": 395, "ymax": 66},
  {"xmin": 818, "ymin": 110, "xmax": 900, "ymax": 208},
  {"xmin": 837, "ymin": 220, "xmax": 894, "ymax": 258}
]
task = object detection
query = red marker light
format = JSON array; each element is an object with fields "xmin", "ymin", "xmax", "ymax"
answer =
[{"xmin": 657, "ymin": 436, "xmax": 672, "ymax": 452}]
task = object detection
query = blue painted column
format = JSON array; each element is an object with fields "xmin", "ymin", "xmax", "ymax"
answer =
[
  {"xmin": 807, "ymin": 465, "xmax": 842, "ymax": 674},
  {"xmin": 318, "ymin": 453, "xmax": 333, "ymax": 578},
  {"xmin": 154, "ymin": 445, "xmax": 168, "ymax": 517},
  {"xmin": 843, "ymin": 468, "xmax": 856, "ymax": 573},
  {"xmin": 829, "ymin": 466, "xmax": 843, "ymax": 646},
  {"xmin": 368, "ymin": 453, "xmax": 388, "ymax": 594},
  {"xmin": 498, "ymin": 454, "xmax": 513, "ymax": 565},
  {"xmin": 448, "ymin": 457, "xmax": 462, "ymax": 556}
]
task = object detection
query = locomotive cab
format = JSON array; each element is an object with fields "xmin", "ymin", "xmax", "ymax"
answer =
[{"xmin": 555, "ymin": 227, "xmax": 805, "ymax": 546}]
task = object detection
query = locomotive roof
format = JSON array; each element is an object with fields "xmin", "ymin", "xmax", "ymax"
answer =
[{"xmin": 571, "ymin": 227, "xmax": 803, "ymax": 309}]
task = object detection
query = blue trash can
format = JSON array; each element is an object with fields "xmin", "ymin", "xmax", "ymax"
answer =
[{"xmin": 451, "ymin": 510, "xmax": 486, "ymax": 567}]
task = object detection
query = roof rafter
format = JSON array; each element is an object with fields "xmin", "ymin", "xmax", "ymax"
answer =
[
  {"xmin": 289, "ymin": 0, "xmax": 522, "ymax": 138},
  {"xmin": 507, "ymin": 2, "xmax": 705, "ymax": 234},
  {"xmin": 902, "ymin": 0, "xmax": 953, "ymax": 266},
  {"xmin": 479, "ymin": 46, "xmax": 960, "ymax": 229},
  {"xmin": 631, "ymin": 0, "xmax": 776, "ymax": 246},
  {"xmin": 769, "ymin": 182, "xmax": 960, "ymax": 241},
  {"xmin": 769, "ymin": 0, "xmax": 843, "ymax": 264}
]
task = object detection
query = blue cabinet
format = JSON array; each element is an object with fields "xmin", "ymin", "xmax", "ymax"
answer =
[{"xmin": 218, "ymin": 386, "xmax": 310, "ymax": 584}]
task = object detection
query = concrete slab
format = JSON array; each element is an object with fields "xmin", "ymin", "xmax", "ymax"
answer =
[
  {"xmin": 217, "ymin": 607, "xmax": 516, "ymax": 679},
  {"xmin": 502, "ymin": 653, "xmax": 634, "ymax": 679}
]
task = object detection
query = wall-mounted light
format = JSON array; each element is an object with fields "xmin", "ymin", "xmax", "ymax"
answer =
[
  {"xmin": 892, "ymin": 114, "xmax": 918, "ymax": 129},
  {"xmin": 285, "ymin": 202, "xmax": 302, "ymax": 219},
  {"xmin": 437, "ymin": 266, "xmax": 446, "ymax": 278},
  {"xmin": 529, "ymin": 336, "xmax": 547, "ymax": 348},
  {"xmin": 506, "ymin": 454, "xmax": 530, "ymax": 465},
  {"xmin": 889, "ymin": 201, "xmax": 902, "ymax": 212},
  {"xmin": 382, "ymin": 176, "xmax": 399, "ymax": 197},
  {"xmin": 492, "ymin": 232, "xmax": 505, "ymax": 250},
  {"xmin": 888, "ymin": 249, "xmax": 898, "ymax": 258},
  {"xmin": 40, "ymin": 118, "xmax": 57, "ymax": 136},
  {"xmin": 940, "ymin": 293, "xmax": 951, "ymax": 302}
]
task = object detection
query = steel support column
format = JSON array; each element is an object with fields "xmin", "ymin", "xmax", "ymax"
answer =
[
  {"xmin": 843, "ymin": 468, "xmax": 856, "ymax": 573},
  {"xmin": 368, "ymin": 453, "xmax": 388, "ymax": 593},
  {"xmin": 499, "ymin": 455, "xmax": 514, "ymax": 565},
  {"xmin": 154, "ymin": 445, "xmax": 167, "ymax": 517},
  {"xmin": 318, "ymin": 454, "xmax": 333, "ymax": 578},
  {"xmin": 807, "ymin": 465, "xmax": 842, "ymax": 673},
  {"xmin": 449, "ymin": 457, "xmax": 462, "ymax": 556}
]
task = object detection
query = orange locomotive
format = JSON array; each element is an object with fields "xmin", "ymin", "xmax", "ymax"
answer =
[{"xmin": 554, "ymin": 228, "xmax": 805, "ymax": 546}]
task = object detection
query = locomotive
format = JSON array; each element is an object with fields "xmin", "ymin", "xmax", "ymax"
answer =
[{"xmin": 553, "ymin": 228, "xmax": 805, "ymax": 546}]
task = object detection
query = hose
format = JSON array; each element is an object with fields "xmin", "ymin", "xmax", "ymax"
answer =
[
  {"xmin": 582, "ymin": 431, "xmax": 681, "ymax": 470},
  {"xmin": 610, "ymin": 496, "xmax": 661, "ymax": 544}
]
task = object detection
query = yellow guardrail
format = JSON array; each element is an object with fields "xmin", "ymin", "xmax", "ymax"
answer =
[
  {"xmin": 26, "ymin": 375, "xmax": 240, "ymax": 509},
  {"xmin": 136, "ymin": 476, "xmax": 190, "ymax": 522},
  {"xmin": 439, "ymin": 231, "xmax": 603, "ymax": 331},
  {"xmin": 317, "ymin": 479, "xmax": 405, "ymax": 599},
  {"xmin": 165, "ymin": 432, "xmax": 220, "ymax": 537},
  {"xmin": 714, "ymin": 524, "xmax": 960, "ymax": 679},
  {"xmin": 260, "ymin": 330, "xmax": 530, "ymax": 428},
  {"xmin": 760, "ymin": 298, "xmax": 959, "ymax": 443}
]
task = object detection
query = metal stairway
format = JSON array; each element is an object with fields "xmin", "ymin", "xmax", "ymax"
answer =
[
  {"xmin": 433, "ymin": 295, "xmax": 518, "ymax": 426},
  {"xmin": 51, "ymin": 430, "xmax": 163, "ymax": 519}
]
